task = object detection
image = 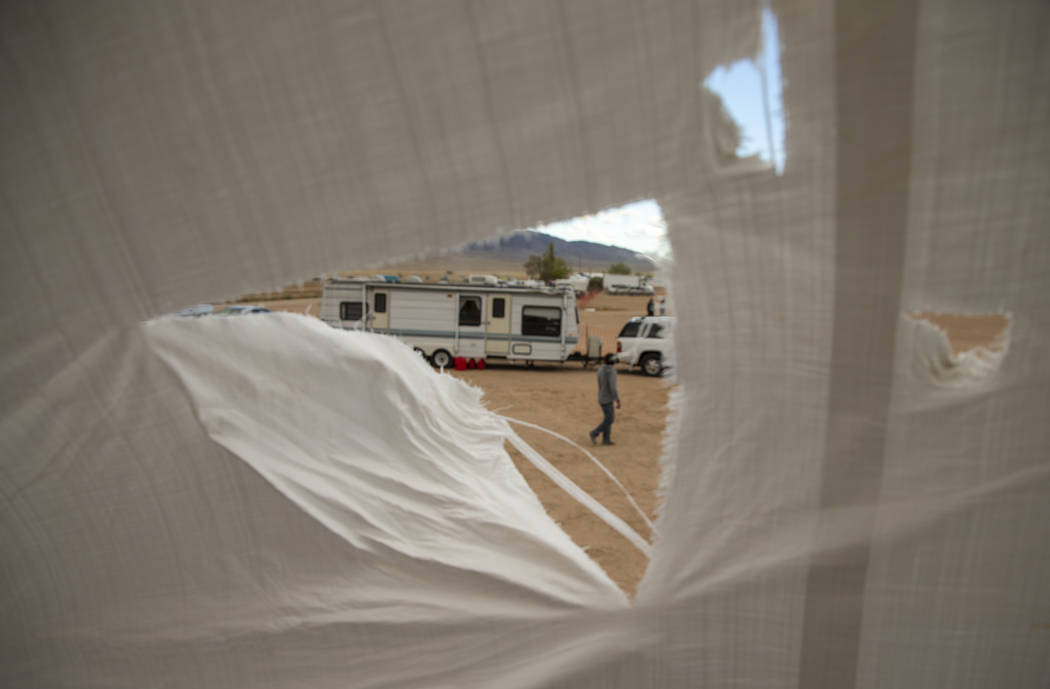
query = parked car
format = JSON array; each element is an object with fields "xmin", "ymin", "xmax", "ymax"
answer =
[
  {"xmin": 615, "ymin": 316, "xmax": 674, "ymax": 376},
  {"xmin": 173, "ymin": 304, "xmax": 215, "ymax": 317},
  {"xmin": 216, "ymin": 305, "xmax": 272, "ymax": 316}
]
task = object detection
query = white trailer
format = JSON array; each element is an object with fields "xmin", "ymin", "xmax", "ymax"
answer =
[
  {"xmin": 604, "ymin": 274, "xmax": 654, "ymax": 295},
  {"xmin": 321, "ymin": 280, "xmax": 580, "ymax": 367},
  {"xmin": 603, "ymin": 274, "xmax": 638, "ymax": 290}
]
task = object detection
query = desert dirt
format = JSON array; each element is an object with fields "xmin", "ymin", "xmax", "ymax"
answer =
[
  {"xmin": 255, "ymin": 289, "xmax": 1008, "ymax": 598},
  {"xmin": 258, "ymin": 291, "xmax": 668, "ymax": 596},
  {"xmin": 456, "ymin": 293, "xmax": 670, "ymax": 598}
]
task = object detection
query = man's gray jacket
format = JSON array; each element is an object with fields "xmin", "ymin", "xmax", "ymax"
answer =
[{"xmin": 597, "ymin": 364, "xmax": 620, "ymax": 405}]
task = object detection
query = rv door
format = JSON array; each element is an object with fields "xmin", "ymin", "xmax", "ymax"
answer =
[
  {"xmin": 486, "ymin": 295, "xmax": 510, "ymax": 355},
  {"xmin": 371, "ymin": 289, "xmax": 390, "ymax": 331}
]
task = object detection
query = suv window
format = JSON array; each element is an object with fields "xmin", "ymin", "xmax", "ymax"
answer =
[
  {"xmin": 340, "ymin": 301, "xmax": 364, "ymax": 321},
  {"xmin": 522, "ymin": 306, "xmax": 561, "ymax": 337},
  {"xmin": 647, "ymin": 323, "xmax": 665, "ymax": 338},
  {"xmin": 618, "ymin": 321, "xmax": 642, "ymax": 338}
]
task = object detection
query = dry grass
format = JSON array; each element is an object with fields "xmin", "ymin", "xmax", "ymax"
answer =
[{"xmin": 235, "ymin": 281, "xmax": 323, "ymax": 303}]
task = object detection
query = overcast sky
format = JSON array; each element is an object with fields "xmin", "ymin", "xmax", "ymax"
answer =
[{"xmin": 527, "ymin": 199, "xmax": 670, "ymax": 259}]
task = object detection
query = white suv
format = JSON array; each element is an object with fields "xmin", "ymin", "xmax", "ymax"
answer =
[{"xmin": 615, "ymin": 316, "xmax": 674, "ymax": 376}]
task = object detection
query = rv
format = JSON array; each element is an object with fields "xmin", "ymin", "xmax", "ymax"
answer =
[{"xmin": 321, "ymin": 280, "xmax": 580, "ymax": 367}]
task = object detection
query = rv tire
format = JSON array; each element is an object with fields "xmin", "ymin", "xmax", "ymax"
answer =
[{"xmin": 430, "ymin": 349, "xmax": 452, "ymax": 369}]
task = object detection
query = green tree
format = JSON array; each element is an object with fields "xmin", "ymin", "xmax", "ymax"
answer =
[
  {"xmin": 523, "ymin": 254, "xmax": 543, "ymax": 278},
  {"xmin": 608, "ymin": 262, "xmax": 631, "ymax": 275},
  {"xmin": 526, "ymin": 242, "xmax": 570, "ymax": 281},
  {"xmin": 541, "ymin": 242, "xmax": 570, "ymax": 281}
]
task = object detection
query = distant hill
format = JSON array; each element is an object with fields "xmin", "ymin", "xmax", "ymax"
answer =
[{"xmin": 457, "ymin": 230, "xmax": 657, "ymax": 273}]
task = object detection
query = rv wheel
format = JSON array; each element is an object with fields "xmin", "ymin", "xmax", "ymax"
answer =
[{"xmin": 430, "ymin": 349, "xmax": 452, "ymax": 369}]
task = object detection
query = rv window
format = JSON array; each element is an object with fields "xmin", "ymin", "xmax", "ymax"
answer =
[
  {"xmin": 374, "ymin": 293, "xmax": 387, "ymax": 314},
  {"xmin": 340, "ymin": 302, "xmax": 364, "ymax": 321},
  {"xmin": 522, "ymin": 306, "xmax": 561, "ymax": 337},
  {"xmin": 492, "ymin": 298, "xmax": 506, "ymax": 319},
  {"xmin": 459, "ymin": 297, "xmax": 481, "ymax": 326}
]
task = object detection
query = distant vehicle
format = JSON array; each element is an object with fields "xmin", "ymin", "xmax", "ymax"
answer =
[
  {"xmin": 321, "ymin": 280, "xmax": 580, "ymax": 367},
  {"xmin": 554, "ymin": 274, "xmax": 589, "ymax": 296},
  {"xmin": 605, "ymin": 273, "xmax": 654, "ymax": 295},
  {"xmin": 603, "ymin": 273, "xmax": 639, "ymax": 291},
  {"xmin": 615, "ymin": 316, "xmax": 674, "ymax": 376},
  {"xmin": 216, "ymin": 305, "xmax": 272, "ymax": 316},
  {"xmin": 173, "ymin": 304, "xmax": 214, "ymax": 317},
  {"xmin": 404, "ymin": 275, "xmax": 423, "ymax": 283},
  {"xmin": 467, "ymin": 274, "xmax": 499, "ymax": 286}
]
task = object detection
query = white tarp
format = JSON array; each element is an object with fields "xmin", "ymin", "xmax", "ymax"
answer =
[{"xmin": 2, "ymin": 1, "xmax": 1048, "ymax": 687}]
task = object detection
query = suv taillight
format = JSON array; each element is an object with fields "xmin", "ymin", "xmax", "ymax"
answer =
[{"xmin": 616, "ymin": 341, "xmax": 622, "ymax": 353}]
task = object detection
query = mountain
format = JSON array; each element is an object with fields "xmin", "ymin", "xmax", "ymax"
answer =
[{"xmin": 457, "ymin": 230, "xmax": 657, "ymax": 273}]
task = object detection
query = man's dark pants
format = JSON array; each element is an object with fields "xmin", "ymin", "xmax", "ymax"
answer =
[{"xmin": 592, "ymin": 402, "xmax": 615, "ymax": 443}]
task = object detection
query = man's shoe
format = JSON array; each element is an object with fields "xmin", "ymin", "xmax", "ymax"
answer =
[
  {"xmin": 589, "ymin": 431, "xmax": 598, "ymax": 446},
  {"xmin": 602, "ymin": 440, "xmax": 615, "ymax": 446}
]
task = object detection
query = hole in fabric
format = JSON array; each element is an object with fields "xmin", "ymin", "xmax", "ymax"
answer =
[
  {"xmin": 909, "ymin": 312, "xmax": 1010, "ymax": 356},
  {"xmin": 702, "ymin": 7, "xmax": 785, "ymax": 173},
  {"xmin": 179, "ymin": 200, "xmax": 676, "ymax": 596},
  {"xmin": 907, "ymin": 312, "xmax": 1011, "ymax": 383},
  {"xmin": 434, "ymin": 201, "xmax": 673, "ymax": 596}
]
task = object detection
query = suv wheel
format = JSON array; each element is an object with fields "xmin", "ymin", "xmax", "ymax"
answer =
[{"xmin": 640, "ymin": 353, "xmax": 663, "ymax": 377}]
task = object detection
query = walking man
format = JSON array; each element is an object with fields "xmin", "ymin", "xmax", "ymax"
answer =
[
  {"xmin": 589, "ymin": 354, "xmax": 621, "ymax": 446},
  {"xmin": 646, "ymin": 297, "xmax": 655, "ymax": 316}
]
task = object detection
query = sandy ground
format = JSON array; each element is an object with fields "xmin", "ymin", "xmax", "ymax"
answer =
[
  {"xmin": 455, "ymin": 294, "xmax": 670, "ymax": 596},
  {"xmin": 254, "ymin": 290, "xmax": 1008, "ymax": 596},
  {"xmin": 257, "ymin": 292, "xmax": 667, "ymax": 594},
  {"xmin": 453, "ymin": 354, "xmax": 671, "ymax": 598}
]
